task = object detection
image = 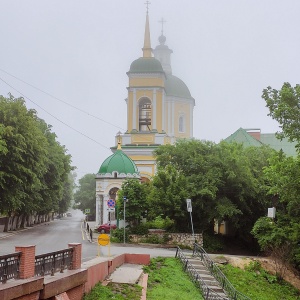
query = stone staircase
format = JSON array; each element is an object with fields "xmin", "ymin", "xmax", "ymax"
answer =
[
  {"xmin": 183, "ymin": 252, "xmax": 229, "ymax": 299},
  {"xmin": 186, "ymin": 254, "xmax": 229, "ymax": 299}
]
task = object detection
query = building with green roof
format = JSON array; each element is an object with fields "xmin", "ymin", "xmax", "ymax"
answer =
[
  {"xmin": 95, "ymin": 143, "xmax": 140, "ymax": 226},
  {"xmin": 224, "ymin": 128, "xmax": 297, "ymax": 156}
]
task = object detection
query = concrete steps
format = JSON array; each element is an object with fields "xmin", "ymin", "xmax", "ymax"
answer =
[{"xmin": 182, "ymin": 252, "xmax": 229, "ymax": 300}]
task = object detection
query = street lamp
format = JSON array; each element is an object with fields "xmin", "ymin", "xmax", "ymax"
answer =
[{"xmin": 123, "ymin": 196, "xmax": 127, "ymax": 244}]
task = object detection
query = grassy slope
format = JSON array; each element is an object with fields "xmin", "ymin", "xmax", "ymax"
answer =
[
  {"xmin": 219, "ymin": 264, "xmax": 300, "ymax": 300},
  {"xmin": 144, "ymin": 257, "xmax": 204, "ymax": 300}
]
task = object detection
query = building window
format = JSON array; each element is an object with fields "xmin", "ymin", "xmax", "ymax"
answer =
[
  {"xmin": 139, "ymin": 97, "xmax": 151, "ymax": 131},
  {"xmin": 179, "ymin": 115, "xmax": 185, "ymax": 133}
]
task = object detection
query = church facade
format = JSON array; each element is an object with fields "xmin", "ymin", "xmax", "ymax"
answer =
[
  {"xmin": 95, "ymin": 11, "xmax": 195, "ymax": 225},
  {"xmin": 111, "ymin": 12, "xmax": 195, "ymax": 182}
]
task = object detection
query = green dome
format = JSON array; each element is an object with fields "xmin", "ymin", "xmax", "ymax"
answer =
[
  {"xmin": 165, "ymin": 74, "xmax": 192, "ymax": 98},
  {"xmin": 98, "ymin": 149, "xmax": 139, "ymax": 176},
  {"xmin": 128, "ymin": 57, "xmax": 164, "ymax": 73}
]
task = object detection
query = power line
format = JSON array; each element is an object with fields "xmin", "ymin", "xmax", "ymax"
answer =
[
  {"xmin": 0, "ymin": 68, "xmax": 125, "ymax": 132},
  {"xmin": 0, "ymin": 76, "xmax": 111, "ymax": 151}
]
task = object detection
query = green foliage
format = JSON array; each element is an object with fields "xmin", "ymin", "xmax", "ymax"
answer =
[
  {"xmin": 129, "ymin": 223, "xmax": 149, "ymax": 235},
  {"xmin": 140, "ymin": 234, "xmax": 164, "ymax": 244},
  {"xmin": 149, "ymin": 139, "xmax": 273, "ymax": 238},
  {"xmin": 73, "ymin": 174, "xmax": 96, "ymax": 215},
  {"xmin": 144, "ymin": 257, "xmax": 203, "ymax": 299},
  {"xmin": 117, "ymin": 179, "xmax": 148, "ymax": 226},
  {"xmin": 110, "ymin": 228, "xmax": 131, "ymax": 243},
  {"xmin": 220, "ymin": 263, "xmax": 300, "ymax": 300},
  {"xmin": 83, "ymin": 282, "xmax": 142, "ymax": 300},
  {"xmin": 147, "ymin": 216, "xmax": 174, "ymax": 230},
  {"xmin": 202, "ymin": 233, "xmax": 224, "ymax": 252},
  {"xmin": 0, "ymin": 94, "xmax": 73, "ymax": 220},
  {"xmin": 262, "ymin": 82, "xmax": 300, "ymax": 150}
]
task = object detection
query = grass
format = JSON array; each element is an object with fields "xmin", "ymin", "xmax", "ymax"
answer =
[
  {"xmin": 143, "ymin": 257, "xmax": 204, "ymax": 300},
  {"xmin": 219, "ymin": 262, "xmax": 300, "ymax": 300},
  {"xmin": 83, "ymin": 257, "xmax": 300, "ymax": 300},
  {"xmin": 83, "ymin": 282, "xmax": 142, "ymax": 300}
]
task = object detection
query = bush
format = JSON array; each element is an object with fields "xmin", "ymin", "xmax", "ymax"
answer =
[
  {"xmin": 110, "ymin": 228, "xmax": 131, "ymax": 243},
  {"xmin": 203, "ymin": 233, "xmax": 224, "ymax": 252},
  {"xmin": 129, "ymin": 223, "xmax": 149, "ymax": 235},
  {"xmin": 147, "ymin": 216, "xmax": 174, "ymax": 230}
]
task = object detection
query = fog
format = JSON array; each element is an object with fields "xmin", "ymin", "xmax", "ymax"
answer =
[{"xmin": 0, "ymin": 1, "xmax": 299, "ymax": 178}]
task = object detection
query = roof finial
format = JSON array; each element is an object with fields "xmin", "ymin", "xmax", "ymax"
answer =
[
  {"xmin": 159, "ymin": 17, "xmax": 166, "ymax": 35},
  {"xmin": 145, "ymin": 1, "xmax": 151, "ymax": 15},
  {"xmin": 142, "ymin": 1, "xmax": 152, "ymax": 57},
  {"xmin": 117, "ymin": 131, "xmax": 122, "ymax": 150}
]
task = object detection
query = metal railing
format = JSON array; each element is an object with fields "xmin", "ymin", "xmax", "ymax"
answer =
[
  {"xmin": 35, "ymin": 247, "xmax": 73, "ymax": 276},
  {"xmin": 193, "ymin": 243, "xmax": 251, "ymax": 300},
  {"xmin": 0, "ymin": 252, "xmax": 21, "ymax": 283},
  {"xmin": 176, "ymin": 247, "xmax": 228, "ymax": 300}
]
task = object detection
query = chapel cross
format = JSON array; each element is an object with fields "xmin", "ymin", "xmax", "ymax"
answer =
[{"xmin": 159, "ymin": 17, "xmax": 166, "ymax": 34}]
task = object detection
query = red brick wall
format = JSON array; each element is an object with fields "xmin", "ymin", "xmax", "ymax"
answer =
[
  {"xmin": 68, "ymin": 243, "xmax": 82, "ymax": 270},
  {"xmin": 125, "ymin": 254, "xmax": 150, "ymax": 265},
  {"xmin": 15, "ymin": 291, "xmax": 40, "ymax": 300},
  {"xmin": 66, "ymin": 284, "xmax": 85, "ymax": 300},
  {"xmin": 15, "ymin": 245, "xmax": 35, "ymax": 279}
]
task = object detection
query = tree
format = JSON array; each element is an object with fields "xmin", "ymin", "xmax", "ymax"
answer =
[
  {"xmin": 147, "ymin": 164, "xmax": 188, "ymax": 230},
  {"xmin": 152, "ymin": 139, "xmax": 273, "ymax": 237},
  {"xmin": 73, "ymin": 173, "xmax": 96, "ymax": 215},
  {"xmin": 253, "ymin": 152, "xmax": 300, "ymax": 270},
  {"xmin": 117, "ymin": 179, "xmax": 148, "ymax": 226},
  {"xmin": 262, "ymin": 82, "xmax": 300, "ymax": 151},
  {"xmin": 0, "ymin": 95, "xmax": 48, "ymax": 218},
  {"xmin": 0, "ymin": 94, "xmax": 74, "ymax": 228}
]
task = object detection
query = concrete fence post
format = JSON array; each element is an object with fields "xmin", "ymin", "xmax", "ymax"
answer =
[{"xmin": 15, "ymin": 245, "xmax": 36, "ymax": 279}]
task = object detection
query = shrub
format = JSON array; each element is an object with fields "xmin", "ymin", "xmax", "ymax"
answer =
[
  {"xmin": 111, "ymin": 228, "xmax": 131, "ymax": 243},
  {"xmin": 147, "ymin": 216, "xmax": 174, "ymax": 230},
  {"xmin": 129, "ymin": 223, "xmax": 149, "ymax": 235}
]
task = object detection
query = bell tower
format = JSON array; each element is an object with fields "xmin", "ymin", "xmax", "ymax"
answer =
[{"xmin": 112, "ymin": 7, "xmax": 195, "ymax": 181}]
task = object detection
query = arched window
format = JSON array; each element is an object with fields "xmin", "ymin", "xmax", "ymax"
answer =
[
  {"xmin": 179, "ymin": 115, "xmax": 184, "ymax": 133},
  {"xmin": 139, "ymin": 97, "xmax": 151, "ymax": 131}
]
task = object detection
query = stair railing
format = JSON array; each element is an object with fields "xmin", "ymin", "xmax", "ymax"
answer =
[
  {"xmin": 176, "ymin": 247, "xmax": 229, "ymax": 300},
  {"xmin": 193, "ymin": 243, "xmax": 251, "ymax": 300}
]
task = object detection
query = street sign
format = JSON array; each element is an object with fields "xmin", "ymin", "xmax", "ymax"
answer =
[
  {"xmin": 107, "ymin": 199, "xmax": 116, "ymax": 208},
  {"xmin": 98, "ymin": 234, "xmax": 110, "ymax": 246},
  {"xmin": 186, "ymin": 199, "xmax": 192, "ymax": 212},
  {"xmin": 85, "ymin": 208, "xmax": 90, "ymax": 214},
  {"xmin": 107, "ymin": 208, "xmax": 115, "ymax": 212}
]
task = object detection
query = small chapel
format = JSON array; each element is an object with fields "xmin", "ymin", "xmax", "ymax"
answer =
[{"xmin": 95, "ymin": 8, "xmax": 195, "ymax": 225}]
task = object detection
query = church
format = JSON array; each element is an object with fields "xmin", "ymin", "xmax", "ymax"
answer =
[{"xmin": 95, "ymin": 10, "xmax": 195, "ymax": 225}]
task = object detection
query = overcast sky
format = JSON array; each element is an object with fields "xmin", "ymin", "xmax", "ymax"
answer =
[{"xmin": 1, "ymin": 1, "xmax": 299, "ymax": 179}]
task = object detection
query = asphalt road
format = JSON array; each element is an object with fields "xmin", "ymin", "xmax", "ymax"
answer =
[{"xmin": 0, "ymin": 210, "xmax": 177, "ymax": 262}]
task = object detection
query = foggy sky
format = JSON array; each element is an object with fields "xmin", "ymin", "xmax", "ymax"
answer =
[{"xmin": 1, "ymin": 1, "xmax": 299, "ymax": 179}]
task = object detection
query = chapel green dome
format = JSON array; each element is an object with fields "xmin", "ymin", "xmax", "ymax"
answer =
[
  {"xmin": 165, "ymin": 74, "xmax": 192, "ymax": 98},
  {"xmin": 128, "ymin": 57, "xmax": 164, "ymax": 74},
  {"xmin": 98, "ymin": 147, "xmax": 139, "ymax": 176}
]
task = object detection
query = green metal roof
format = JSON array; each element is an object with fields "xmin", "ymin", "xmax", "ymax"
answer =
[
  {"xmin": 165, "ymin": 74, "xmax": 192, "ymax": 99},
  {"xmin": 260, "ymin": 134, "xmax": 297, "ymax": 156},
  {"xmin": 224, "ymin": 128, "xmax": 297, "ymax": 156},
  {"xmin": 224, "ymin": 128, "xmax": 263, "ymax": 147},
  {"xmin": 128, "ymin": 57, "xmax": 164, "ymax": 73},
  {"xmin": 98, "ymin": 149, "xmax": 139, "ymax": 175}
]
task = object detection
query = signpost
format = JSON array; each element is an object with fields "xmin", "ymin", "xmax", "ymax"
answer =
[
  {"xmin": 97, "ymin": 233, "xmax": 111, "ymax": 257},
  {"xmin": 186, "ymin": 199, "xmax": 195, "ymax": 240},
  {"xmin": 123, "ymin": 196, "xmax": 127, "ymax": 244},
  {"xmin": 107, "ymin": 199, "xmax": 116, "ymax": 234}
]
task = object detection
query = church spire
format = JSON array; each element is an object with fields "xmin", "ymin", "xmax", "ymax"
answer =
[{"xmin": 142, "ymin": 1, "xmax": 152, "ymax": 58}]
